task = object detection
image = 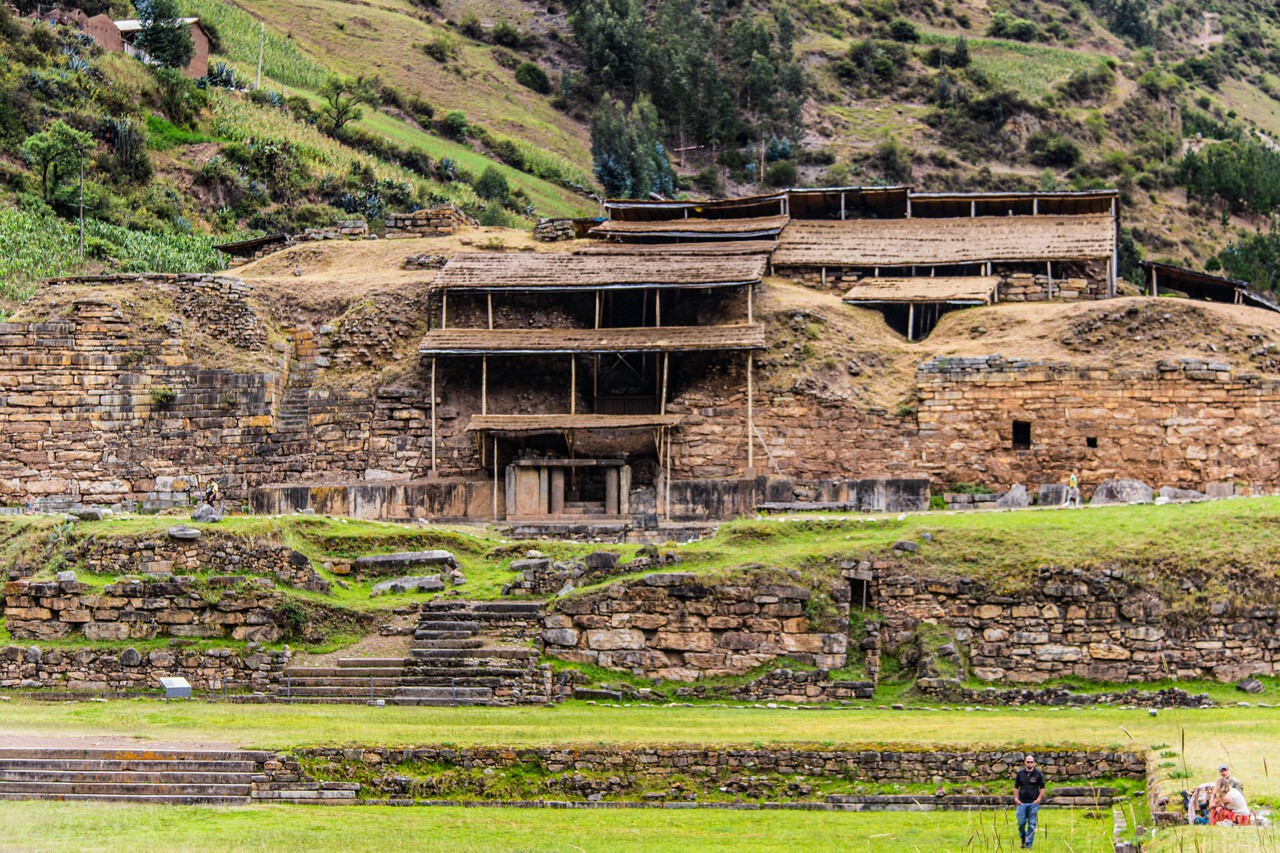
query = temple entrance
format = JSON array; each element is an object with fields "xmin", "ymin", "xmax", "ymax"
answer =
[{"xmin": 506, "ymin": 458, "xmax": 631, "ymax": 520}]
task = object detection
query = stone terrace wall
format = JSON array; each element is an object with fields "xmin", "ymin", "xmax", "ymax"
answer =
[
  {"xmin": 0, "ymin": 643, "xmax": 288, "ymax": 691},
  {"xmin": 542, "ymin": 572, "xmax": 848, "ymax": 680},
  {"xmin": 384, "ymin": 207, "xmax": 476, "ymax": 238},
  {"xmin": 0, "ymin": 278, "xmax": 283, "ymax": 508},
  {"xmin": 672, "ymin": 354, "xmax": 1280, "ymax": 493},
  {"xmin": 295, "ymin": 745, "xmax": 1147, "ymax": 784},
  {"xmin": 874, "ymin": 569, "xmax": 1280, "ymax": 683},
  {"xmin": 76, "ymin": 535, "xmax": 328, "ymax": 592},
  {"xmin": 4, "ymin": 576, "xmax": 287, "ymax": 643}
]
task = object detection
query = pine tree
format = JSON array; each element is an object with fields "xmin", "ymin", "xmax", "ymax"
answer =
[
  {"xmin": 135, "ymin": 0, "xmax": 194, "ymax": 70},
  {"xmin": 590, "ymin": 96, "xmax": 674, "ymax": 198}
]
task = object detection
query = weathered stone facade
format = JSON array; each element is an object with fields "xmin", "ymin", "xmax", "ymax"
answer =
[
  {"xmin": 77, "ymin": 535, "xmax": 328, "ymax": 592},
  {"xmin": 873, "ymin": 568, "xmax": 1280, "ymax": 683},
  {"xmin": 4, "ymin": 576, "xmax": 288, "ymax": 643},
  {"xmin": 0, "ymin": 643, "xmax": 288, "ymax": 691},
  {"xmin": 384, "ymin": 207, "xmax": 476, "ymax": 238},
  {"xmin": 293, "ymin": 745, "xmax": 1146, "ymax": 785},
  {"xmin": 542, "ymin": 571, "xmax": 848, "ymax": 680}
]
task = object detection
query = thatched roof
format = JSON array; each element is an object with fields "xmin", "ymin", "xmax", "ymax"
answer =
[
  {"xmin": 467, "ymin": 413, "xmax": 683, "ymax": 434},
  {"xmin": 773, "ymin": 215, "xmax": 1115, "ymax": 267},
  {"xmin": 786, "ymin": 186, "xmax": 909, "ymax": 220},
  {"xmin": 842, "ymin": 276, "xmax": 999, "ymax": 304},
  {"xmin": 434, "ymin": 253, "xmax": 766, "ymax": 291},
  {"xmin": 574, "ymin": 240, "xmax": 777, "ymax": 256},
  {"xmin": 420, "ymin": 325, "xmax": 765, "ymax": 355},
  {"xmin": 589, "ymin": 216, "xmax": 789, "ymax": 240},
  {"xmin": 604, "ymin": 193, "xmax": 787, "ymax": 222},
  {"xmin": 909, "ymin": 190, "xmax": 1119, "ymax": 218}
]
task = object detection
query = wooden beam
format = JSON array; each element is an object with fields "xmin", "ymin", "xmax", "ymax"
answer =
[
  {"xmin": 840, "ymin": 192, "xmax": 846, "ymax": 220},
  {"xmin": 487, "ymin": 292, "xmax": 493, "ymax": 329},
  {"xmin": 747, "ymin": 283, "xmax": 753, "ymax": 324},
  {"xmin": 441, "ymin": 291, "xmax": 447, "ymax": 330},
  {"xmin": 907, "ymin": 304, "xmax": 915, "ymax": 342},
  {"xmin": 594, "ymin": 290, "xmax": 601, "ymax": 329},
  {"xmin": 661, "ymin": 352, "xmax": 669, "ymax": 415},
  {"xmin": 430, "ymin": 358, "xmax": 437, "ymax": 472},
  {"xmin": 746, "ymin": 352, "xmax": 754, "ymax": 472},
  {"xmin": 481, "ymin": 356, "xmax": 488, "ymax": 416},
  {"xmin": 570, "ymin": 356, "xmax": 576, "ymax": 415}
]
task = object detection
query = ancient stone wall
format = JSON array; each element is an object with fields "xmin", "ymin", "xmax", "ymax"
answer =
[
  {"xmin": 77, "ymin": 535, "xmax": 327, "ymax": 592},
  {"xmin": 774, "ymin": 262, "xmax": 1109, "ymax": 303},
  {"xmin": 872, "ymin": 569, "xmax": 1280, "ymax": 683},
  {"xmin": 294, "ymin": 745, "xmax": 1146, "ymax": 784},
  {"xmin": 0, "ymin": 643, "xmax": 287, "ymax": 691},
  {"xmin": 4, "ymin": 576, "xmax": 287, "ymax": 643},
  {"xmin": 384, "ymin": 207, "xmax": 476, "ymax": 238},
  {"xmin": 542, "ymin": 571, "xmax": 848, "ymax": 680}
]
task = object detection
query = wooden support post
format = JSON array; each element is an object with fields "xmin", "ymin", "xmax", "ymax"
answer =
[
  {"xmin": 441, "ymin": 291, "xmax": 447, "ymax": 329},
  {"xmin": 661, "ymin": 352, "xmax": 669, "ymax": 415},
  {"xmin": 594, "ymin": 290, "xmax": 601, "ymax": 329},
  {"xmin": 821, "ymin": 267, "xmax": 827, "ymax": 287},
  {"xmin": 1047, "ymin": 261, "xmax": 1053, "ymax": 300},
  {"xmin": 570, "ymin": 356, "xmax": 576, "ymax": 415},
  {"xmin": 907, "ymin": 304, "xmax": 915, "ymax": 342},
  {"xmin": 492, "ymin": 437, "xmax": 498, "ymax": 520},
  {"xmin": 747, "ymin": 284, "xmax": 753, "ymax": 324},
  {"xmin": 840, "ymin": 192, "xmax": 846, "ymax": 220},
  {"xmin": 481, "ymin": 356, "xmax": 488, "ymax": 415},
  {"xmin": 430, "ymin": 358, "xmax": 437, "ymax": 472},
  {"xmin": 655, "ymin": 289, "xmax": 661, "ymax": 327},
  {"xmin": 1033, "ymin": 197, "xmax": 1039, "ymax": 215},
  {"xmin": 487, "ymin": 293, "xmax": 493, "ymax": 329},
  {"xmin": 746, "ymin": 353, "xmax": 754, "ymax": 473},
  {"xmin": 970, "ymin": 200, "xmax": 976, "ymax": 218},
  {"xmin": 906, "ymin": 197, "xmax": 912, "ymax": 218}
]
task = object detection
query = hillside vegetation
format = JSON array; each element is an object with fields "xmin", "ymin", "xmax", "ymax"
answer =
[{"xmin": 7, "ymin": 0, "xmax": 1280, "ymax": 301}]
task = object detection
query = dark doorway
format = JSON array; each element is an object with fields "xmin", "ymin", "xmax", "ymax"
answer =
[
  {"xmin": 1012, "ymin": 420, "xmax": 1032, "ymax": 450},
  {"xmin": 849, "ymin": 575, "xmax": 872, "ymax": 611}
]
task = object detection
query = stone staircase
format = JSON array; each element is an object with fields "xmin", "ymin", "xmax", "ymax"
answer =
[
  {"xmin": 268, "ymin": 359, "xmax": 317, "ymax": 457},
  {"xmin": 278, "ymin": 601, "xmax": 550, "ymax": 706},
  {"xmin": 0, "ymin": 748, "xmax": 358, "ymax": 805},
  {"xmin": 0, "ymin": 748, "xmax": 267, "ymax": 805}
]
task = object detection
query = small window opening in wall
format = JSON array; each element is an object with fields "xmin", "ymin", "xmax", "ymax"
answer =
[
  {"xmin": 1012, "ymin": 420, "xmax": 1032, "ymax": 450},
  {"xmin": 1086, "ymin": 436, "xmax": 1098, "ymax": 449}
]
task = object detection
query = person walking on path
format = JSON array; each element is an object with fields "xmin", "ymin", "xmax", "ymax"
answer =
[
  {"xmin": 1064, "ymin": 473, "xmax": 1082, "ymax": 508},
  {"xmin": 1015, "ymin": 754, "xmax": 1046, "ymax": 848}
]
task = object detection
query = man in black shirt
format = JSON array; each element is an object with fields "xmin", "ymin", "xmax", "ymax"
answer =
[{"xmin": 1014, "ymin": 754, "xmax": 1046, "ymax": 848}]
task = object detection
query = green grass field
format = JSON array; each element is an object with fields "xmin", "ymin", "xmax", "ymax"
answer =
[
  {"xmin": 0, "ymin": 800, "xmax": 1119, "ymax": 852},
  {"xmin": 1, "ymin": 700, "xmax": 1276, "ymax": 803}
]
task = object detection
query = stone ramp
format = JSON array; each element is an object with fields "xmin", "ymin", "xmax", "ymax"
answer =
[
  {"xmin": 278, "ymin": 601, "xmax": 552, "ymax": 705},
  {"xmin": 0, "ymin": 748, "xmax": 357, "ymax": 805}
]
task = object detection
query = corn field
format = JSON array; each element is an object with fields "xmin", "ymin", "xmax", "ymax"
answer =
[
  {"xmin": 182, "ymin": 0, "xmax": 328, "ymax": 90},
  {"xmin": 0, "ymin": 209, "xmax": 225, "ymax": 302}
]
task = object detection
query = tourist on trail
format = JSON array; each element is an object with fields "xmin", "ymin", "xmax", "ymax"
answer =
[
  {"xmin": 1014, "ymin": 754, "xmax": 1045, "ymax": 849},
  {"xmin": 205, "ymin": 480, "xmax": 221, "ymax": 507},
  {"xmin": 1210, "ymin": 777, "xmax": 1252, "ymax": 825},
  {"xmin": 1219, "ymin": 764, "xmax": 1244, "ymax": 792},
  {"xmin": 1064, "ymin": 473, "xmax": 1081, "ymax": 508}
]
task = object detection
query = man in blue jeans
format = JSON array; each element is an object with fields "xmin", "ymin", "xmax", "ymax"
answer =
[{"xmin": 1014, "ymin": 754, "xmax": 1046, "ymax": 848}]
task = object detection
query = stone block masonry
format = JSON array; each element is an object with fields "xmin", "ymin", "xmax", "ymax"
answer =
[
  {"xmin": 384, "ymin": 207, "xmax": 477, "ymax": 238},
  {"xmin": 294, "ymin": 745, "xmax": 1146, "ymax": 786},
  {"xmin": 873, "ymin": 568, "xmax": 1280, "ymax": 683},
  {"xmin": 4, "ymin": 575, "xmax": 289, "ymax": 643},
  {"xmin": 76, "ymin": 534, "xmax": 329, "ymax": 592},
  {"xmin": 0, "ymin": 643, "xmax": 288, "ymax": 691},
  {"xmin": 542, "ymin": 571, "xmax": 848, "ymax": 680}
]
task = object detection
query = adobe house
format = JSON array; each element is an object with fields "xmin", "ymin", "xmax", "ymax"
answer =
[{"xmin": 79, "ymin": 14, "xmax": 211, "ymax": 79}]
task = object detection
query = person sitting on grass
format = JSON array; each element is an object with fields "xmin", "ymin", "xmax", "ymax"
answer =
[
  {"xmin": 1015, "ymin": 754, "xmax": 1046, "ymax": 848},
  {"xmin": 1209, "ymin": 777, "xmax": 1252, "ymax": 826}
]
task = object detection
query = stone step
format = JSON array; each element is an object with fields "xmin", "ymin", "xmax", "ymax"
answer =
[
  {"xmin": 393, "ymin": 686, "xmax": 493, "ymax": 699},
  {"xmin": 0, "ymin": 792, "xmax": 251, "ymax": 805},
  {"xmin": 412, "ymin": 631, "xmax": 479, "ymax": 642},
  {"xmin": 409, "ymin": 638, "xmax": 486, "ymax": 650},
  {"xmin": 0, "ymin": 759, "xmax": 257, "ymax": 774},
  {"xmin": 386, "ymin": 697, "xmax": 500, "ymax": 707},
  {"xmin": 401, "ymin": 666, "xmax": 536, "ymax": 679},
  {"xmin": 280, "ymin": 677, "xmax": 403, "ymax": 688},
  {"xmin": 409, "ymin": 648, "xmax": 534, "ymax": 660},
  {"xmin": 284, "ymin": 667, "xmax": 406, "ymax": 678},
  {"xmin": 420, "ymin": 602, "xmax": 544, "ymax": 615},
  {"xmin": 416, "ymin": 621, "xmax": 480, "ymax": 632},
  {"xmin": 337, "ymin": 658, "xmax": 409, "ymax": 668},
  {"xmin": 0, "ymin": 770, "xmax": 254, "ymax": 784},
  {"xmin": 0, "ymin": 781, "xmax": 251, "ymax": 797},
  {"xmin": 276, "ymin": 686, "xmax": 398, "ymax": 697},
  {"xmin": 0, "ymin": 749, "xmax": 266, "ymax": 764}
]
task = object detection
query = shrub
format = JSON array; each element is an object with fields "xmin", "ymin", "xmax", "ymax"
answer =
[
  {"xmin": 474, "ymin": 165, "xmax": 510, "ymax": 202},
  {"xmin": 887, "ymin": 18, "xmax": 919, "ymax": 42},
  {"xmin": 421, "ymin": 33, "xmax": 458, "ymax": 62},
  {"xmin": 988, "ymin": 11, "xmax": 1039, "ymax": 41},
  {"xmin": 514, "ymin": 61, "xmax": 551, "ymax": 94},
  {"xmin": 763, "ymin": 159, "xmax": 797, "ymax": 187},
  {"xmin": 440, "ymin": 110, "xmax": 469, "ymax": 139},
  {"xmin": 1028, "ymin": 131, "xmax": 1081, "ymax": 167},
  {"xmin": 491, "ymin": 20, "xmax": 523, "ymax": 47},
  {"xmin": 150, "ymin": 385, "xmax": 177, "ymax": 409},
  {"xmin": 458, "ymin": 13, "xmax": 484, "ymax": 39}
]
